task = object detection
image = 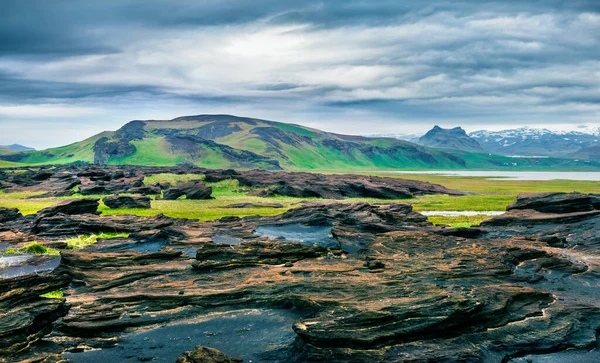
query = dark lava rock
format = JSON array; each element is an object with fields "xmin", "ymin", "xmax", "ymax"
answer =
[
  {"xmin": 0, "ymin": 269, "xmax": 71, "ymax": 355},
  {"xmin": 163, "ymin": 188, "xmax": 186, "ymax": 200},
  {"xmin": 176, "ymin": 346, "xmax": 242, "ymax": 363},
  {"xmin": 192, "ymin": 241, "xmax": 332, "ymax": 270},
  {"xmin": 103, "ymin": 195, "xmax": 152, "ymax": 209},
  {"xmin": 507, "ymin": 192, "xmax": 600, "ymax": 214},
  {"xmin": 128, "ymin": 185, "xmax": 162, "ymax": 195},
  {"xmin": 36, "ymin": 198, "xmax": 99, "ymax": 218},
  {"xmin": 164, "ymin": 181, "xmax": 212, "ymax": 200},
  {"xmin": 224, "ymin": 203, "xmax": 284, "ymax": 209},
  {"xmin": 203, "ymin": 169, "xmax": 465, "ymax": 199},
  {"xmin": 34, "ymin": 213, "xmax": 178, "ymax": 237},
  {"xmin": 0, "ymin": 207, "xmax": 22, "ymax": 223}
]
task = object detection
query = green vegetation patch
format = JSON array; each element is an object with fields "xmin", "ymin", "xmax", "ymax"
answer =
[
  {"xmin": 23, "ymin": 242, "xmax": 60, "ymax": 256},
  {"xmin": 40, "ymin": 289, "xmax": 64, "ymax": 299},
  {"xmin": 0, "ymin": 247, "xmax": 25, "ymax": 256},
  {"xmin": 427, "ymin": 215, "xmax": 494, "ymax": 228},
  {"xmin": 65, "ymin": 233, "xmax": 130, "ymax": 249}
]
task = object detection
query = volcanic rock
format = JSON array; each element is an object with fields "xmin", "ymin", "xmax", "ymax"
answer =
[
  {"xmin": 36, "ymin": 199, "xmax": 99, "ymax": 218},
  {"xmin": 163, "ymin": 180, "xmax": 212, "ymax": 200},
  {"xmin": 203, "ymin": 169, "xmax": 465, "ymax": 199},
  {"xmin": 103, "ymin": 195, "xmax": 152, "ymax": 209},
  {"xmin": 506, "ymin": 192, "xmax": 600, "ymax": 213},
  {"xmin": 192, "ymin": 241, "xmax": 333, "ymax": 271},
  {"xmin": 0, "ymin": 268, "xmax": 71, "ymax": 355},
  {"xmin": 0, "ymin": 207, "xmax": 22, "ymax": 223},
  {"xmin": 224, "ymin": 203, "xmax": 284, "ymax": 208},
  {"xmin": 176, "ymin": 346, "xmax": 242, "ymax": 363}
]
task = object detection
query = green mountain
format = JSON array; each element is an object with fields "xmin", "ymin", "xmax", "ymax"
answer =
[{"xmin": 1, "ymin": 114, "xmax": 599, "ymax": 171}]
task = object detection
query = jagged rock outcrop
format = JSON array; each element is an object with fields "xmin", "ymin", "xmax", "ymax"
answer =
[
  {"xmin": 0, "ymin": 207, "xmax": 22, "ymax": 223},
  {"xmin": 203, "ymin": 169, "xmax": 465, "ymax": 199},
  {"xmin": 36, "ymin": 199, "xmax": 100, "ymax": 218},
  {"xmin": 33, "ymin": 213, "xmax": 180, "ymax": 236},
  {"xmin": 176, "ymin": 346, "xmax": 242, "ymax": 363},
  {"xmin": 192, "ymin": 241, "xmax": 334, "ymax": 270},
  {"xmin": 0, "ymin": 268, "xmax": 71, "ymax": 356},
  {"xmin": 163, "ymin": 180, "xmax": 212, "ymax": 200},
  {"xmin": 103, "ymin": 195, "xmax": 151, "ymax": 209},
  {"xmin": 506, "ymin": 192, "xmax": 600, "ymax": 213}
]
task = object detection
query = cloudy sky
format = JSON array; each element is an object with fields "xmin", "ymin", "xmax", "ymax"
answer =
[{"xmin": 1, "ymin": 0, "xmax": 599, "ymax": 148}]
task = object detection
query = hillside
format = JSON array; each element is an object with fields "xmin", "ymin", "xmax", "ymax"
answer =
[
  {"xmin": 418, "ymin": 126, "xmax": 484, "ymax": 152},
  {"xmin": 1, "ymin": 114, "xmax": 600, "ymax": 171},
  {"xmin": 572, "ymin": 146, "xmax": 600, "ymax": 161}
]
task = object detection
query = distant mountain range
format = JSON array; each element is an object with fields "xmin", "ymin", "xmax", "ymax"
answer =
[
  {"xmin": 0, "ymin": 144, "xmax": 35, "ymax": 152},
  {"xmin": 369, "ymin": 126, "xmax": 600, "ymax": 161},
  {"xmin": 1, "ymin": 114, "xmax": 597, "ymax": 171},
  {"xmin": 470, "ymin": 127, "xmax": 600, "ymax": 158}
]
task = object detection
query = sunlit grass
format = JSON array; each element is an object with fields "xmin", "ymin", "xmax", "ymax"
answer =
[
  {"xmin": 427, "ymin": 214, "xmax": 493, "ymax": 228},
  {"xmin": 40, "ymin": 289, "xmax": 64, "ymax": 299},
  {"xmin": 409, "ymin": 195, "xmax": 516, "ymax": 212},
  {"xmin": 65, "ymin": 232, "xmax": 130, "ymax": 249},
  {"xmin": 1, "ymin": 172, "xmax": 598, "ymax": 222}
]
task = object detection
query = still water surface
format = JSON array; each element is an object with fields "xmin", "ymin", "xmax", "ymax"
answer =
[{"xmin": 387, "ymin": 171, "xmax": 600, "ymax": 181}]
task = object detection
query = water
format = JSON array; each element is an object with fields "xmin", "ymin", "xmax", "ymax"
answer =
[
  {"xmin": 0, "ymin": 255, "xmax": 61, "ymax": 278},
  {"xmin": 213, "ymin": 235, "xmax": 244, "ymax": 245},
  {"xmin": 255, "ymin": 224, "xmax": 339, "ymax": 249},
  {"xmin": 385, "ymin": 171, "xmax": 600, "ymax": 181},
  {"xmin": 82, "ymin": 240, "xmax": 168, "ymax": 253},
  {"xmin": 420, "ymin": 211, "xmax": 505, "ymax": 216},
  {"xmin": 508, "ymin": 349, "xmax": 600, "ymax": 362},
  {"xmin": 64, "ymin": 309, "xmax": 299, "ymax": 363}
]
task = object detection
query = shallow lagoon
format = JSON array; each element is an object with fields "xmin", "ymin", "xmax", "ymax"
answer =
[{"xmin": 388, "ymin": 171, "xmax": 600, "ymax": 181}]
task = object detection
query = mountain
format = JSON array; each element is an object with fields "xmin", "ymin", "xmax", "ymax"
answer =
[
  {"xmin": 470, "ymin": 127, "xmax": 600, "ymax": 157},
  {"xmin": 1, "ymin": 115, "xmax": 599, "ymax": 171},
  {"xmin": 418, "ymin": 126, "xmax": 485, "ymax": 152},
  {"xmin": 0, "ymin": 115, "xmax": 471, "ymax": 170},
  {"xmin": 572, "ymin": 146, "xmax": 600, "ymax": 161},
  {"xmin": 0, "ymin": 144, "xmax": 34, "ymax": 151}
]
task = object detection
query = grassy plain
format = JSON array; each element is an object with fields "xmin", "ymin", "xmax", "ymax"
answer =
[{"xmin": 0, "ymin": 172, "xmax": 598, "ymax": 228}]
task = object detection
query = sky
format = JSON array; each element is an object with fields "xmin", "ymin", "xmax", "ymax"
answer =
[{"xmin": 1, "ymin": 0, "xmax": 599, "ymax": 149}]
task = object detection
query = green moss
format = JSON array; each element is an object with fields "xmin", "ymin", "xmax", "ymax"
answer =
[
  {"xmin": 23, "ymin": 242, "xmax": 60, "ymax": 256},
  {"xmin": 1, "ymin": 247, "xmax": 25, "ymax": 255},
  {"xmin": 40, "ymin": 289, "xmax": 64, "ymax": 299},
  {"xmin": 65, "ymin": 232, "xmax": 130, "ymax": 249}
]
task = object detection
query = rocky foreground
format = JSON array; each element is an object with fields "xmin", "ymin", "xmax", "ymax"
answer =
[{"xmin": 1, "ymin": 166, "xmax": 599, "ymax": 362}]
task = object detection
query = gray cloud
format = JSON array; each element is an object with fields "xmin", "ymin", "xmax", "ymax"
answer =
[{"xmin": 0, "ymin": 0, "xmax": 599, "ymax": 148}]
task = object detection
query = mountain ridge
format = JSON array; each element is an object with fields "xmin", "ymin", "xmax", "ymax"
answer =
[
  {"xmin": 418, "ymin": 126, "xmax": 485, "ymax": 152},
  {"xmin": 1, "ymin": 114, "xmax": 599, "ymax": 171}
]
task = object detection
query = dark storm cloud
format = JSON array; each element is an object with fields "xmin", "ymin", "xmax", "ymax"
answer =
[{"xmin": 0, "ymin": 0, "xmax": 599, "ymax": 147}]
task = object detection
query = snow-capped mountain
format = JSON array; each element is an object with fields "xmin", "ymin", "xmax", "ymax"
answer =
[{"xmin": 469, "ymin": 127, "xmax": 600, "ymax": 158}]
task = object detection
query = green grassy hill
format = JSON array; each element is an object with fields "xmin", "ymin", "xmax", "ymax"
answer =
[{"xmin": 2, "ymin": 114, "xmax": 599, "ymax": 171}]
